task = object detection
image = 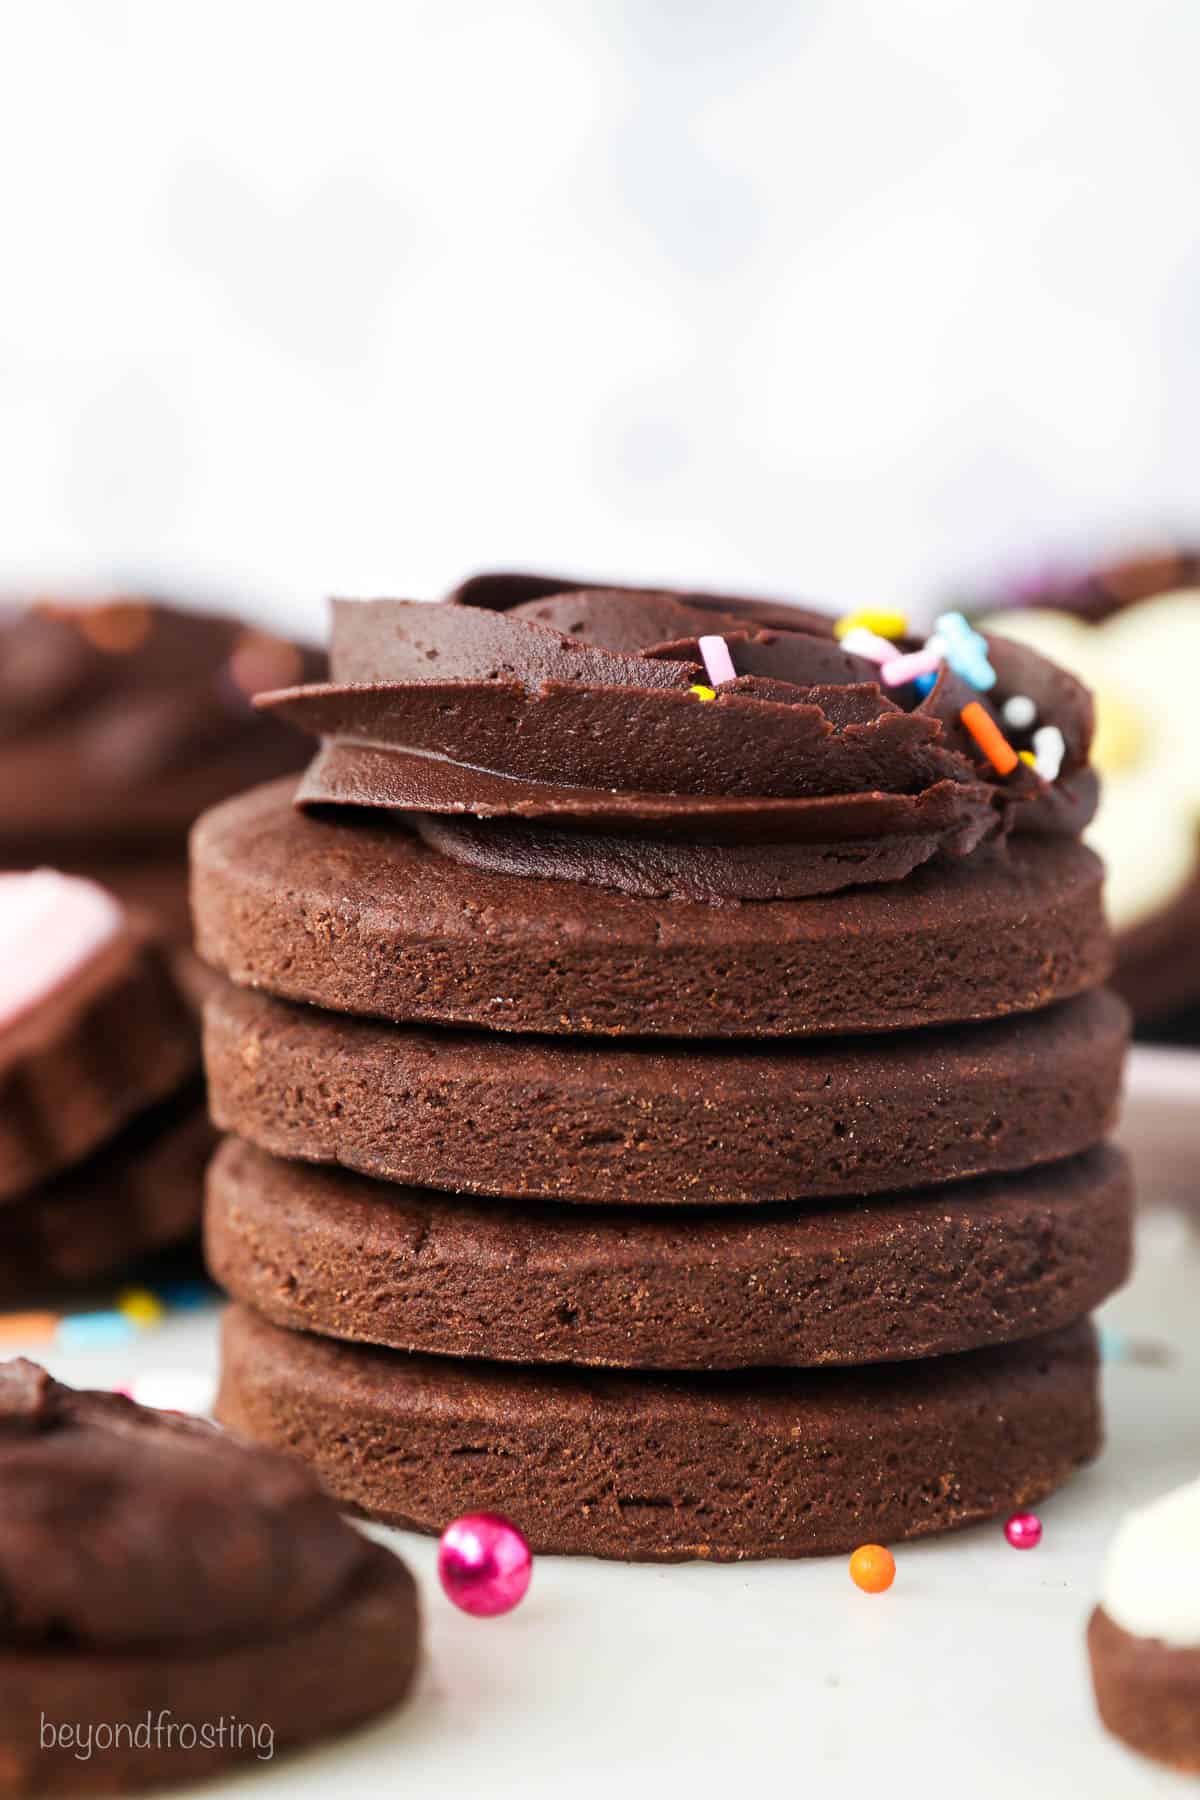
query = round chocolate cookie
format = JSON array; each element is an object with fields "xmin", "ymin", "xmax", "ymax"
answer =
[
  {"xmin": 217, "ymin": 1304, "xmax": 1101, "ymax": 1561},
  {"xmin": 1087, "ymin": 1475, "xmax": 1200, "ymax": 1773},
  {"xmin": 0, "ymin": 878, "xmax": 197, "ymax": 1204},
  {"xmin": 204, "ymin": 979, "xmax": 1128, "ymax": 1206},
  {"xmin": 207, "ymin": 1137, "xmax": 1133, "ymax": 1370},
  {"xmin": 192, "ymin": 779, "xmax": 1112, "ymax": 1039},
  {"xmin": 0, "ymin": 1358, "xmax": 418, "ymax": 1793},
  {"xmin": 0, "ymin": 1092, "xmax": 211, "ymax": 1298}
]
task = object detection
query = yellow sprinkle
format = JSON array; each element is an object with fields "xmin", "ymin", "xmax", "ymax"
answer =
[
  {"xmin": 834, "ymin": 609, "xmax": 908, "ymax": 642},
  {"xmin": 690, "ymin": 684, "xmax": 717, "ymax": 702},
  {"xmin": 1018, "ymin": 750, "xmax": 1037, "ymax": 768},
  {"xmin": 117, "ymin": 1288, "xmax": 165, "ymax": 1329}
]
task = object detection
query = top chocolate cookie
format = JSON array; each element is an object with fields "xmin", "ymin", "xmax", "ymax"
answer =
[{"xmin": 256, "ymin": 572, "xmax": 1097, "ymax": 904}]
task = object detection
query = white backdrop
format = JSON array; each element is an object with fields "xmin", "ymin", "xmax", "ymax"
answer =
[{"xmin": 1, "ymin": 0, "xmax": 1197, "ymax": 635}]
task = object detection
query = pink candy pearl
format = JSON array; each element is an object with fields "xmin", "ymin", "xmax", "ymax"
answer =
[
  {"xmin": 1004, "ymin": 1511, "xmax": 1043, "ymax": 1550},
  {"xmin": 438, "ymin": 1513, "xmax": 532, "ymax": 1617}
]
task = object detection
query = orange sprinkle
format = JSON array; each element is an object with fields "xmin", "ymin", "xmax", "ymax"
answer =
[
  {"xmin": 0, "ymin": 1311, "xmax": 59, "ymax": 1345},
  {"xmin": 960, "ymin": 700, "xmax": 1018, "ymax": 775},
  {"xmin": 849, "ymin": 1544, "xmax": 896, "ymax": 1594}
]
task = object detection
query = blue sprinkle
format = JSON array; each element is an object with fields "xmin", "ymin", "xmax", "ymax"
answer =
[
  {"xmin": 57, "ymin": 1311, "xmax": 137, "ymax": 1351},
  {"xmin": 157, "ymin": 1279, "xmax": 217, "ymax": 1312},
  {"xmin": 1098, "ymin": 1324, "xmax": 1129, "ymax": 1364},
  {"xmin": 913, "ymin": 671, "xmax": 937, "ymax": 696}
]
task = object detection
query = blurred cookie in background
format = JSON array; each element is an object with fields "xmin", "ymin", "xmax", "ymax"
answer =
[
  {"xmin": 0, "ymin": 596, "xmax": 324, "ymax": 941},
  {"xmin": 0, "ymin": 869, "xmax": 205, "ymax": 1295},
  {"xmin": 971, "ymin": 549, "xmax": 1200, "ymax": 1038}
]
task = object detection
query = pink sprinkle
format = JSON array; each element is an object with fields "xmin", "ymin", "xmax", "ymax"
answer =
[
  {"xmin": 697, "ymin": 635, "xmax": 737, "ymax": 687},
  {"xmin": 1004, "ymin": 1511, "xmax": 1043, "ymax": 1550},
  {"xmin": 881, "ymin": 639, "xmax": 945, "ymax": 687},
  {"xmin": 838, "ymin": 628, "xmax": 894, "ymax": 664}
]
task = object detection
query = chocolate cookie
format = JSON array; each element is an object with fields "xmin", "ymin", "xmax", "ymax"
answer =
[
  {"xmin": 218, "ymin": 1304, "xmax": 1101, "ymax": 1561},
  {"xmin": 192, "ymin": 780, "xmax": 1111, "ymax": 1039},
  {"xmin": 204, "ymin": 979, "xmax": 1128, "ymax": 1206},
  {"xmin": 0, "ymin": 1358, "xmax": 418, "ymax": 1793},
  {"xmin": 0, "ymin": 598, "xmax": 323, "ymax": 847},
  {"xmin": 1087, "ymin": 1475, "xmax": 1200, "ymax": 1772},
  {"xmin": 1088, "ymin": 1609, "xmax": 1200, "ymax": 1774},
  {"xmin": 0, "ymin": 1092, "xmax": 211, "ymax": 1298},
  {"xmin": 0, "ymin": 873, "xmax": 197, "ymax": 1203},
  {"xmin": 207, "ymin": 1136, "xmax": 1133, "ymax": 1370}
]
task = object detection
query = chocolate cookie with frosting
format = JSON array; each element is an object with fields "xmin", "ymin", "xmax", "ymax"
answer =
[
  {"xmin": 1088, "ymin": 1476, "xmax": 1200, "ymax": 1773},
  {"xmin": 0, "ymin": 1359, "xmax": 419, "ymax": 1793}
]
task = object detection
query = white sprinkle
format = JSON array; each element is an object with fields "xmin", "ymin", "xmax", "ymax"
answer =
[
  {"xmin": 1002, "ymin": 694, "xmax": 1038, "ymax": 731},
  {"xmin": 1032, "ymin": 724, "xmax": 1066, "ymax": 782}
]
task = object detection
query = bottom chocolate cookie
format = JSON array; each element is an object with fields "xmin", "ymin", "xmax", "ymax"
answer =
[{"xmin": 218, "ymin": 1305, "xmax": 1102, "ymax": 1562}]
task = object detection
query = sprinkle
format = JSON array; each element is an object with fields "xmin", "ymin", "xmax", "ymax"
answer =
[
  {"xmin": 838, "ymin": 627, "xmax": 896, "ymax": 664},
  {"xmin": 1002, "ymin": 694, "xmax": 1038, "ymax": 731},
  {"xmin": 117, "ymin": 1287, "xmax": 166, "ymax": 1330},
  {"xmin": 849, "ymin": 1544, "xmax": 896, "ymax": 1593},
  {"xmin": 1032, "ymin": 724, "xmax": 1066, "ymax": 782},
  {"xmin": 130, "ymin": 1370, "xmax": 215, "ymax": 1416},
  {"xmin": 1004, "ymin": 1512, "xmax": 1043, "ymax": 1550},
  {"xmin": 881, "ymin": 637, "xmax": 945, "ymax": 687},
  {"xmin": 960, "ymin": 701, "xmax": 1018, "ymax": 775},
  {"xmin": 935, "ymin": 611, "xmax": 997, "ymax": 691},
  {"xmin": 157, "ymin": 1279, "xmax": 216, "ymax": 1312},
  {"xmin": 912, "ymin": 671, "xmax": 938, "ymax": 697},
  {"xmin": 56, "ymin": 1311, "xmax": 137, "ymax": 1351},
  {"xmin": 689, "ymin": 684, "xmax": 716, "ymax": 702},
  {"xmin": 1018, "ymin": 750, "xmax": 1036, "ymax": 768},
  {"xmin": 834, "ymin": 609, "xmax": 907, "ymax": 643},
  {"xmin": 0, "ymin": 1311, "xmax": 59, "ymax": 1345},
  {"xmin": 697, "ymin": 635, "xmax": 737, "ymax": 687}
]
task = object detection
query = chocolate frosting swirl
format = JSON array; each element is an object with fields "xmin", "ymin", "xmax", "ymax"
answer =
[{"xmin": 258, "ymin": 572, "xmax": 1097, "ymax": 902}]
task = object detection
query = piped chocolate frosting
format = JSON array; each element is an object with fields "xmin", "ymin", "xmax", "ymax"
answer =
[{"xmin": 257, "ymin": 572, "xmax": 1097, "ymax": 902}]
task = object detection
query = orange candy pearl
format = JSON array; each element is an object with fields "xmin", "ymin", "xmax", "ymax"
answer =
[{"xmin": 849, "ymin": 1544, "xmax": 896, "ymax": 1593}]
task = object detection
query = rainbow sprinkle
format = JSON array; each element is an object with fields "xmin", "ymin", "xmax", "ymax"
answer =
[
  {"xmin": 1032, "ymin": 725, "xmax": 1066, "ymax": 782},
  {"xmin": 935, "ymin": 612, "xmax": 997, "ymax": 691},
  {"xmin": 960, "ymin": 701, "xmax": 1018, "ymax": 775},
  {"xmin": 689, "ymin": 683, "xmax": 716, "ymax": 703},
  {"xmin": 835, "ymin": 609, "xmax": 907, "ymax": 643},
  {"xmin": 697, "ymin": 635, "xmax": 737, "ymax": 687},
  {"xmin": 881, "ymin": 639, "xmax": 945, "ymax": 687},
  {"xmin": 839, "ymin": 627, "xmax": 895, "ymax": 664}
]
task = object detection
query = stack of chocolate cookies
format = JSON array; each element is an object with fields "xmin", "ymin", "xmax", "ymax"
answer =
[{"xmin": 196, "ymin": 575, "xmax": 1133, "ymax": 1561}]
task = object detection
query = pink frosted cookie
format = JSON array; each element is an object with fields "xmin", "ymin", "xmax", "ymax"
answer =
[{"xmin": 0, "ymin": 871, "xmax": 197, "ymax": 1203}]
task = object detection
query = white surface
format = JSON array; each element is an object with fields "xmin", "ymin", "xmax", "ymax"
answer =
[
  {"xmin": 3, "ymin": 3, "xmax": 1200, "ymax": 621},
  {"xmin": 15, "ymin": 1045, "xmax": 1200, "ymax": 1798}
]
